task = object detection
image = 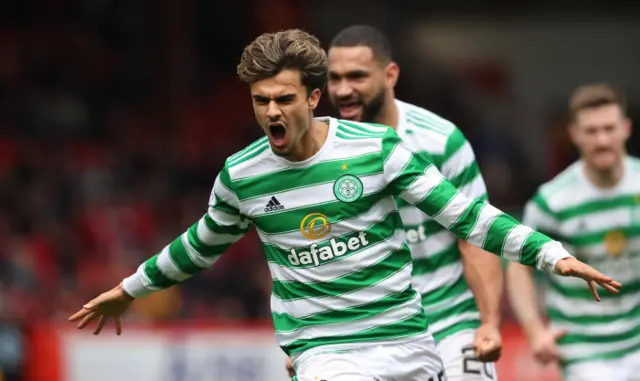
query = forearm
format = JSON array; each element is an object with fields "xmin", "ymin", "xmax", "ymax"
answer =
[
  {"xmin": 123, "ymin": 213, "xmax": 242, "ymax": 298},
  {"xmin": 506, "ymin": 263, "xmax": 547, "ymax": 340},
  {"xmin": 459, "ymin": 240, "xmax": 503, "ymax": 327}
]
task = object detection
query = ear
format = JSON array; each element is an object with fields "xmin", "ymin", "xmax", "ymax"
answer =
[
  {"xmin": 308, "ymin": 88, "xmax": 322, "ymax": 110},
  {"xmin": 385, "ymin": 61, "xmax": 399, "ymax": 88},
  {"xmin": 568, "ymin": 122, "xmax": 580, "ymax": 146},
  {"xmin": 623, "ymin": 117, "xmax": 632, "ymax": 140}
]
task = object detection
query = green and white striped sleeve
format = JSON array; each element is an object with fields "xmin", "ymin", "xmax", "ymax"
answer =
[
  {"xmin": 441, "ymin": 128, "xmax": 488, "ymax": 201},
  {"xmin": 382, "ymin": 129, "xmax": 572, "ymax": 272},
  {"xmin": 122, "ymin": 164, "xmax": 252, "ymax": 298},
  {"xmin": 522, "ymin": 193, "xmax": 562, "ymax": 242}
]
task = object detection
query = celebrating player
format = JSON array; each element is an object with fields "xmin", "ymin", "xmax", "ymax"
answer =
[
  {"xmin": 507, "ymin": 83, "xmax": 639, "ymax": 381},
  {"xmin": 69, "ymin": 30, "xmax": 620, "ymax": 381},
  {"xmin": 323, "ymin": 25, "xmax": 503, "ymax": 380}
]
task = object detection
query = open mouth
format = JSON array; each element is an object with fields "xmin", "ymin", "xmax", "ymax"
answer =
[
  {"xmin": 338, "ymin": 101, "xmax": 362, "ymax": 120},
  {"xmin": 268, "ymin": 123, "xmax": 287, "ymax": 148}
]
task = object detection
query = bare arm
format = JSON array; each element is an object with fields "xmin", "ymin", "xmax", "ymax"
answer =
[
  {"xmin": 506, "ymin": 262, "xmax": 545, "ymax": 339},
  {"xmin": 460, "ymin": 240, "xmax": 503, "ymax": 328}
]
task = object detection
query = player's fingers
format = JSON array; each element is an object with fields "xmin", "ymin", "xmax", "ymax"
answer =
[
  {"xmin": 93, "ymin": 315, "xmax": 106, "ymax": 335},
  {"xmin": 597, "ymin": 280, "xmax": 621, "ymax": 294},
  {"xmin": 114, "ymin": 315, "xmax": 122, "ymax": 336},
  {"xmin": 588, "ymin": 280, "xmax": 600, "ymax": 301},
  {"xmin": 68, "ymin": 307, "xmax": 92, "ymax": 322},
  {"xmin": 77, "ymin": 311, "xmax": 97, "ymax": 329}
]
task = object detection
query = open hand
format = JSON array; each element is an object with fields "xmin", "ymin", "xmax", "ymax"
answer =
[
  {"xmin": 554, "ymin": 257, "xmax": 622, "ymax": 301},
  {"xmin": 68, "ymin": 283, "xmax": 134, "ymax": 335},
  {"xmin": 530, "ymin": 327, "xmax": 567, "ymax": 366}
]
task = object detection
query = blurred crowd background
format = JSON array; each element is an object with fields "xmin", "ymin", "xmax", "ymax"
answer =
[{"xmin": 1, "ymin": 1, "xmax": 640, "ymax": 380}]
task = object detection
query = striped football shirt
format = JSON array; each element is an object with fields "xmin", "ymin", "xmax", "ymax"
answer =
[
  {"xmin": 394, "ymin": 99, "xmax": 487, "ymax": 341},
  {"xmin": 523, "ymin": 156, "xmax": 640, "ymax": 364},
  {"xmin": 123, "ymin": 116, "xmax": 571, "ymax": 361}
]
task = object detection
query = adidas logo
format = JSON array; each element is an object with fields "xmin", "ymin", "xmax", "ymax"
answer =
[{"xmin": 264, "ymin": 196, "xmax": 285, "ymax": 212}]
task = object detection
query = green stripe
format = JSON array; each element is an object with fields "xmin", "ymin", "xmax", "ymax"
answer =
[
  {"xmin": 549, "ymin": 278, "xmax": 640, "ymax": 300},
  {"xmin": 444, "ymin": 128, "xmax": 467, "ymax": 158},
  {"xmin": 263, "ymin": 212, "xmax": 399, "ymax": 267},
  {"xmin": 449, "ymin": 162, "xmax": 481, "ymax": 189},
  {"xmin": 564, "ymin": 225, "xmax": 640, "ymax": 247},
  {"xmin": 483, "ymin": 215, "xmax": 516, "ymax": 256},
  {"xmin": 415, "ymin": 180, "xmax": 459, "ymax": 219},
  {"xmin": 425, "ymin": 294, "xmax": 478, "ymax": 323},
  {"xmin": 433, "ymin": 320, "xmax": 481, "ymax": 342},
  {"xmin": 233, "ymin": 153, "xmax": 382, "ymax": 200},
  {"xmin": 555, "ymin": 194, "xmax": 640, "ymax": 222},
  {"xmin": 283, "ymin": 309, "xmax": 428, "ymax": 356},
  {"xmin": 412, "ymin": 245, "xmax": 460, "ymax": 276},
  {"xmin": 519, "ymin": 231, "xmax": 551, "ymax": 268},
  {"xmin": 168, "ymin": 235, "xmax": 201, "ymax": 275},
  {"xmin": 440, "ymin": 194, "xmax": 482, "ymax": 240},
  {"xmin": 143, "ymin": 254, "xmax": 178, "ymax": 288},
  {"xmin": 253, "ymin": 189, "xmax": 389, "ymax": 235},
  {"xmin": 533, "ymin": 193, "xmax": 554, "ymax": 216},
  {"xmin": 339, "ymin": 120, "xmax": 388, "ymax": 136},
  {"xmin": 272, "ymin": 244, "xmax": 411, "ymax": 301},
  {"xmin": 273, "ymin": 285, "xmax": 415, "ymax": 332}
]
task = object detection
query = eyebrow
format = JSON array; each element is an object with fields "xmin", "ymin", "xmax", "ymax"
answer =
[
  {"xmin": 252, "ymin": 93, "xmax": 297, "ymax": 102},
  {"xmin": 329, "ymin": 69, "xmax": 369, "ymax": 78}
]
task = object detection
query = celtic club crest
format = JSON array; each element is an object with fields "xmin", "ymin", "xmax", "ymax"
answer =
[{"xmin": 333, "ymin": 174, "xmax": 363, "ymax": 203}]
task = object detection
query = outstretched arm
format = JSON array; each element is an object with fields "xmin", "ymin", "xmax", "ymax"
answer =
[
  {"xmin": 69, "ymin": 166, "xmax": 252, "ymax": 333},
  {"xmin": 382, "ymin": 129, "xmax": 621, "ymax": 295}
]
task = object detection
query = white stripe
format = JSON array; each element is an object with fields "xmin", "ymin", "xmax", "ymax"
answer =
[
  {"xmin": 552, "ymin": 315, "xmax": 640, "ymax": 336},
  {"xmin": 546, "ymin": 288, "xmax": 640, "ymax": 317},
  {"xmin": 241, "ymin": 173, "xmax": 386, "ymax": 217},
  {"xmin": 432, "ymin": 191, "xmax": 470, "ymax": 229},
  {"xmin": 267, "ymin": 229, "xmax": 405, "ymax": 283},
  {"xmin": 271, "ymin": 262, "xmax": 413, "ymax": 318},
  {"xmin": 562, "ymin": 207, "xmax": 633, "ymax": 236},
  {"xmin": 502, "ymin": 224, "xmax": 533, "ymax": 263},
  {"xmin": 156, "ymin": 245, "xmax": 190, "ymax": 281},
  {"xmin": 398, "ymin": 165, "xmax": 445, "ymax": 205},
  {"xmin": 276, "ymin": 294, "xmax": 422, "ymax": 346},
  {"xmin": 408, "ymin": 230, "xmax": 457, "ymax": 260},
  {"xmin": 457, "ymin": 174, "xmax": 487, "ymax": 200},
  {"xmin": 558, "ymin": 334, "xmax": 640, "ymax": 359},
  {"xmin": 466, "ymin": 203, "xmax": 499, "ymax": 249},
  {"xmin": 196, "ymin": 218, "xmax": 243, "ymax": 245},
  {"xmin": 441, "ymin": 141, "xmax": 475, "ymax": 178},
  {"xmin": 412, "ymin": 261, "xmax": 463, "ymax": 295},
  {"xmin": 522, "ymin": 200, "xmax": 557, "ymax": 232},
  {"xmin": 423, "ymin": 288, "xmax": 474, "ymax": 315},
  {"xmin": 181, "ymin": 233, "xmax": 219, "ymax": 268}
]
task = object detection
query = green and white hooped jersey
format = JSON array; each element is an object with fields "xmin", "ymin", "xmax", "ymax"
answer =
[
  {"xmin": 394, "ymin": 99, "xmax": 488, "ymax": 341},
  {"xmin": 523, "ymin": 157, "xmax": 640, "ymax": 364},
  {"xmin": 123, "ymin": 116, "xmax": 570, "ymax": 359}
]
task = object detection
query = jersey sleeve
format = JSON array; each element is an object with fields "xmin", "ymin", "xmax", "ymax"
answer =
[
  {"xmin": 122, "ymin": 164, "xmax": 252, "ymax": 298},
  {"xmin": 441, "ymin": 128, "xmax": 488, "ymax": 201},
  {"xmin": 382, "ymin": 128, "xmax": 572, "ymax": 272}
]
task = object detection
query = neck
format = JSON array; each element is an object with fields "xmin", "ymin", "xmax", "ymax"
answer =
[
  {"xmin": 374, "ymin": 94, "xmax": 399, "ymax": 130},
  {"xmin": 584, "ymin": 158, "xmax": 625, "ymax": 189},
  {"xmin": 285, "ymin": 118, "xmax": 329, "ymax": 162}
]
